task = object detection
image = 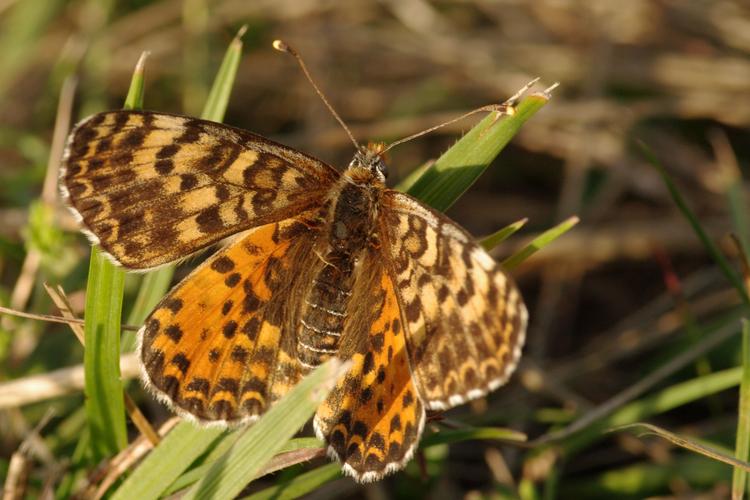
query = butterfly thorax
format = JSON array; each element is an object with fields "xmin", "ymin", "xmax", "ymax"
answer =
[{"xmin": 296, "ymin": 167, "xmax": 383, "ymax": 370}]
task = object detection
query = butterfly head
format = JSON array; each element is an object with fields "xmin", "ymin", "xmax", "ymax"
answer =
[{"xmin": 348, "ymin": 142, "xmax": 388, "ymax": 184}]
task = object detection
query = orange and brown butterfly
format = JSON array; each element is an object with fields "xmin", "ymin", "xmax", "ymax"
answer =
[{"xmin": 59, "ymin": 43, "xmax": 528, "ymax": 483}]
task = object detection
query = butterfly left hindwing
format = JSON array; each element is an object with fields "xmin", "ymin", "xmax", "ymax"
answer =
[{"xmin": 140, "ymin": 208, "xmax": 327, "ymax": 424}]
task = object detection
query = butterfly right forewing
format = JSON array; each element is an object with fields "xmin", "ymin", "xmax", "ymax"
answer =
[{"xmin": 61, "ymin": 110, "xmax": 339, "ymax": 270}]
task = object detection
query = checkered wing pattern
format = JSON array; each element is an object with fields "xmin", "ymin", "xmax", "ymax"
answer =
[
  {"xmin": 380, "ymin": 191, "xmax": 528, "ymax": 411},
  {"xmin": 61, "ymin": 110, "xmax": 338, "ymax": 269}
]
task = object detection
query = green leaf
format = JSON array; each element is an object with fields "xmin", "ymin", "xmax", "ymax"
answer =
[
  {"xmin": 421, "ymin": 426, "xmax": 527, "ymax": 448},
  {"xmin": 733, "ymin": 318, "xmax": 750, "ymax": 498},
  {"xmin": 201, "ymin": 25, "xmax": 246, "ymax": 122},
  {"xmin": 182, "ymin": 359, "xmax": 348, "ymax": 500},
  {"xmin": 562, "ymin": 365, "xmax": 743, "ymax": 456},
  {"xmin": 82, "ymin": 54, "xmax": 147, "ymax": 459},
  {"xmin": 502, "ymin": 216, "xmax": 579, "ymax": 270},
  {"xmin": 241, "ymin": 463, "xmax": 341, "ymax": 500},
  {"xmin": 122, "ymin": 52, "xmax": 147, "ymax": 110},
  {"xmin": 481, "ymin": 218, "xmax": 528, "ymax": 250},
  {"xmin": 613, "ymin": 422, "xmax": 750, "ymax": 471},
  {"xmin": 407, "ymin": 92, "xmax": 551, "ymax": 211},
  {"xmin": 111, "ymin": 422, "xmax": 225, "ymax": 500},
  {"xmin": 164, "ymin": 437, "xmax": 322, "ymax": 494}
]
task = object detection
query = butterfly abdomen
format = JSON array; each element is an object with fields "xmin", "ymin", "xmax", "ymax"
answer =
[
  {"xmin": 297, "ymin": 259, "xmax": 352, "ymax": 368},
  {"xmin": 296, "ymin": 179, "xmax": 380, "ymax": 369}
]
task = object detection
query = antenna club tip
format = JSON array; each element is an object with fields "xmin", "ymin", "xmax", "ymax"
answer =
[{"xmin": 272, "ymin": 39, "xmax": 290, "ymax": 53}]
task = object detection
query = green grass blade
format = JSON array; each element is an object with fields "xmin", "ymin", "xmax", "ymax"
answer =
[
  {"xmin": 122, "ymin": 52, "xmax": 147, "ymax": 110},
  {"xmin": 201, "ymin": 25, "xmax": 246, "ymax": 122},
  {"xmin": 562, "ymin": 366, "xmax": 742, "ymax": 456},
  {"xmin": 407, "ymin": 90, "xmax": 553, "ymax": 211},
  {"xmin": 241, "ymin": 463, "xmax": 342, "ymax": 500},
  {"xmin": 164, "ymin": 437, "xmax": 323, "ymax": 494},
  {"xmin": 83, "ymin": 55, "xmax": 147, "ymax": 459},
  {"xmin": 111, "ymin": 422, "xmax": 225, "ymax": 500},
  {"xmin": 183, "ymin": 359, "xmax": 348, "ymax": 500},
  {"xmin": 613, "ymin": 422, "xmax": 750, "ymax": 472},
  {"xmin": 728, "ymin": 181, "xmax": 750, "ymax": 257},
  {"xmin": 637, "ymin": 140, "xmax": 750, "ymax": 308},
  {"xmin": 481, "ymin": 218, "xmax": 528, "ymax": 250},
  {"xmin": 502, "ymin": 216, "xmax": 579, "ymax": 270},
  {"xmin": 122, "ymin": 270, "xmax": 175, "ymax": 351},
  {"xmin": 394, "ymin": 159, "xmax": 433, "ymax": 192},
  {"xmin": 421, "ymin": 426, "xmax": 527, "ymax": 448},
  {"xmin": 734, "ymin": 318, "xmax": 750, "ymax": 498},
  {"xmin": 83, "ymin": 248, "xmax": 126, "ymax": 458}
]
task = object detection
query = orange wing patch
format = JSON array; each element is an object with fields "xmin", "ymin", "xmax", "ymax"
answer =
[
  {"xmin": 61, "ymin": 110, "xmax": 338, "ymax": 270},
  {"xmin": 139, "ymin": 211, "xmax": 324, "ymax": 424},
  {"xmin": 314, "ymin": 262, "xmax": 425, "ymax": 482}
]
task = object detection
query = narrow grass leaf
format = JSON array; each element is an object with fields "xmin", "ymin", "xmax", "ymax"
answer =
[
  {"xmin": 407, "ymin": 90, "xmax": 553, "ymax": 211},
  {"xmin": 502, "ymin": 216, "xmax": 579, "ymax": 270},
  {"xmin": 183, "ymin": 359, "xmax": 348, "ymax": 500},
  {"xmin": 122, "ymin": 52, "xmax": 147, "ymax": 110},
  {"xmin": 560, "ymin": 453, "xmax": 729, "ymax": 498},
  {"xmin": 561, "ymin": 366, "xmax": 743, "ymax": 456},
  {"xmin": 83, "ymin": 55, "xmax": 147, "ymax": 458},
  {"xmin": 481, "ymin": 218, "xmax": 528, "ymax": 250},
  {"xmin": 394, "ymin": 159, "xmax": 434, "ymax": 192},
  {"xmin": 421, "ymin": 426, "xmax": 527, "ymax": 448},
  {"xmin": 201, "ymin": 25, "xmax": 246, "ymax": 122},
  {"xmin": 734, "ymin": 318, "xmax": 750, "ymax": 499},
  {"xmin": 637, "ymin": 140, "xmax": 750, "ymax": 308},
  {"xmin": 122, "ymin": 270, "xmax": 175, "ymax": 350},
  {"xmin": 613, "ymin": 422, "xmax": 750, "ymax": 472},
  {"xmin": 165, "ymin": 437, "xmax": 323, "ymax": 494},
  {"xmin": 111, "ymin": 422, "xmax": 225, "ymax": 500},
  {"xmin": 241, "ymin": 463, "xmax": 341, "ymax": 500},
  {"xmin": 728, "ymin": 181, "xmax": 750, "ymax": 257}
]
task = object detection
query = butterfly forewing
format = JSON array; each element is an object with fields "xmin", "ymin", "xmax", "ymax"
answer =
[
  {"xmin": 61, "ymin": 110, "xmax": 338, "ymax": 269},
  {"xmin": 380, "ymin": 191, "xmax": 527, "ymax": 411}
]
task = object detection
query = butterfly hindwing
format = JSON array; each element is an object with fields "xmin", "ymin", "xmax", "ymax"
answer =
[
  {"xmin": 380, "ymin": 191, "xmax": 528, "ymax": 411},
  {"xmin": 139, "ymin": 209, "xmax": 327, "ymax": 424},
  {"xmin": 314, "ymin": 250, "xmax": 425, "ymax": 482},
  {"xmin": 61, "ymin": 110, "xmax": 339, "ymax": 269}
]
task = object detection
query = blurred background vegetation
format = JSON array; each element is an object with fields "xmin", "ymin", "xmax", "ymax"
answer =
[{"xmin": 1, "ymin": 0, "xmax": 750, "ymax": 498}]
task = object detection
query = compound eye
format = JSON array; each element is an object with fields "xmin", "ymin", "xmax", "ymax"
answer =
[{"xmin": 377, "ymin": 159, "xmax": 388, "ymax": 179}]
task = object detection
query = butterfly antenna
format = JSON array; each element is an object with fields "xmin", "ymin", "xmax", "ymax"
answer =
[
  {"xmin": 273, "ymin": 39, "xmax": 361, "ymax": 151},
  {"xmin": 382, "ymin": 77, "xmax": 542, "ymax": 154}
]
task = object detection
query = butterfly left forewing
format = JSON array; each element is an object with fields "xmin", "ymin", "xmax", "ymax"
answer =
[
  {"xmin": 379, "ymin": 191, "xmax": 527, "ymax": 411},
  {"xmin": 140, "ymin": 208, "xmax": 327, "ymax": 424},
  {"xmin": 61, "ymin": 110, "xmax": 339, "ymax": 269}
]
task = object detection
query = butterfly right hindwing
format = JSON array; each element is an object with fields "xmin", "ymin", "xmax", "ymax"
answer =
[{"xmin": 379, "ymin": 190, "xmax": 528, "ymax": 411}]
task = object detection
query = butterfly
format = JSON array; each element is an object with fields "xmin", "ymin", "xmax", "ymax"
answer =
[{"xmin": 60, "ymin": 103, "xmax": 527, "ymax": 482}]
